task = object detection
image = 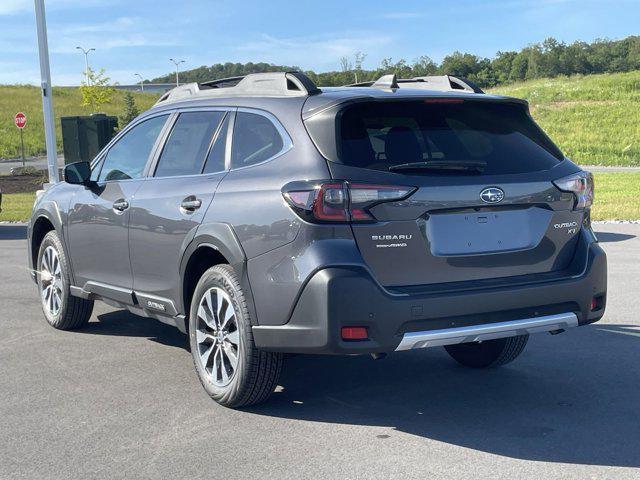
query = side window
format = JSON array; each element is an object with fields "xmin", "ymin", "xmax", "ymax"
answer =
[
  {"xmin": 154, "ymin": 111, "xmax": 225, "ymax": 177},
  {"xmin": 203, "ymin": 113, "xmax": 230, "ymax": 174},
  {"xmin": 231, "ymin": 112, "xmax": 284, "ymax": 168},
  {"xmin": 98, "ymin": 115, "xmax": 168, "ymax": 182}
]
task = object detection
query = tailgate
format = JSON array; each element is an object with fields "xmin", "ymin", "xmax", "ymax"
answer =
[{"xmin": 350, "ymin": 178, "xmax": 582, "ymax": 287}]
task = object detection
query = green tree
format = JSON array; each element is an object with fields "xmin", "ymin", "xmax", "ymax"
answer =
[
  {"xmin": 353, "ymin": 51, "xmax": 367, "ymax": 83},
  {"xmin": 147, "ymin": 35, "xmax": 640, "ymax": 88},
  {"xmin": 119, "ymin": 91, "xmax": 139, "ymax": 128},
  {"xmin": 440, "ymin": 52, "xmax": 485, "ymax": 78},
  {"xmin": 80, "ymin": 68, "xmax": 116, "ymax": 113},
  {"xmin": 491, "ymin": 51, "xmax": 517, "ymax": 84},
  {"xmin": 412, "ymin": 55, "xmax": 438, "ymax": 76},
  {"xmin": 525, "ymin": 47, "xmax": 543, "ymax": 80},
  {"xmin": 509, "ymin": 51, "xmax": 529, "ymax": 81}
]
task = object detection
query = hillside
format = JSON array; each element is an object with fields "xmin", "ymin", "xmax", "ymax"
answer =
[
  {"xmin": 490, "ymin": 71, "xmax": 640, "ymax": 166},
  {"xmin": 0, "ymin": 86, "xmax": 158, "ymax": 159},
  {"xmin": 151, "ymin": 36, "xmax": 640, "ymax": 90}
]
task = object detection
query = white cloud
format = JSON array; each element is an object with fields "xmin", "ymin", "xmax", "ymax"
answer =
[
  {"xmin": 49, "ymin": 16, "xmax": 185, "ymax": 53},
  {"xmin": 63, "ymin": 16, "xmax": 136, "ymax": 33},
  {"xmin": 377, "ymin": 12, "xmax": 425, "ymax": 20},
  {"xmin": 233, "ymin": 31, "xmax": 394, "ymax": 71}
]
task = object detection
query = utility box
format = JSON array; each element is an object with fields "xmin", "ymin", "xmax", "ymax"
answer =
[{"xmin": 61, "ymin": 114, "xmax": 118, "ymax": 164}]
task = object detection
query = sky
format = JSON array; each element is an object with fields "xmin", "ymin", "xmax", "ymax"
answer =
[{"xmin": 0, "ymin": 0, "xmax": 638, "ymax": 85}]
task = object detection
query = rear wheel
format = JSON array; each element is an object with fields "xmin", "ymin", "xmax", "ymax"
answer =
[
  {"xmin": 189, "ymin": 264, "xmax": 283, "ymax": 408},
  {"xmin": 37, "ymin": 231, "xmax": 93, "ymax": 330},
  {"xmin": 444, "ymin": 335, "xmax": 529, "ymax": 368}
]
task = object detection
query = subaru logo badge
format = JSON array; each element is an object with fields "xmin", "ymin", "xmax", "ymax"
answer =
[{"xmin": 480, "ymin": 187, "xmax": 505, "ymax": 204}]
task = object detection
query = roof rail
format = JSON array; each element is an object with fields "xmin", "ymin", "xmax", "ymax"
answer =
[
  {"xmin": 345, "ymin": 74, "xmax": 484, "ymax": 94},
  {"xmin": 200, "ymin": 76, "xmax": 246, "ymax": 88},
  {"xmin": 154, "ymin": 71, "xmax": 320, "ymax": 105},
  {"xmin": 372, "ymin": 73, "xmax": 399, "ymax": 89}
]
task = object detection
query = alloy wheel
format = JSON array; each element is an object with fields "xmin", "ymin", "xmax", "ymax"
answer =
[
  {"xmin": 195, "ymin": 287, "xmax": 240, "ymax": 387},
  {"xmin": 40, "ymin": 246, "xmax": 63, "ymax": 317}
]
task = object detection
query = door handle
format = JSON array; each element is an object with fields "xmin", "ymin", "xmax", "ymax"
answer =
[
  {"xmin": 113, "ymin": 199, "xmax": 129, "ymax": 212},
  {"xmin": 180, "ymin": 197, "xmax": 202, "ymax": 212}
]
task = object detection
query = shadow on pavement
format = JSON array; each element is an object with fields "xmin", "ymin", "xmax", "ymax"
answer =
[
  {"xmin": 595, "ymin": 231, "xmax": 636, "ymax": 243},
  {"xmin": 0, "ymin": 225, "xmax": 27, "ymax": 240},
  {"xmin": 248, "ymin": 324, "xmax": 640, "ymax": 468},
  {"xmin": 83, "ymin": 310, "xmax": 188, "ymax": 351},
  {"xmin": 77, "ymin": 309, "xmax": 640, "ymax": 468}
]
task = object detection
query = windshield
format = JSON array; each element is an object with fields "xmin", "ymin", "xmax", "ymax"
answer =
[{"xmin": 337, "ymin": 100, "xmax": 564, "ymax": 175}]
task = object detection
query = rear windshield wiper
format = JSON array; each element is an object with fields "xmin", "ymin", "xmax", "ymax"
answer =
[{"xmin": 388, "ymin": 160, "xmax": 487, "ymax": 173}]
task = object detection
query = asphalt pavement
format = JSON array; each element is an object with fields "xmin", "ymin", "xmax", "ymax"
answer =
[{"xmin": 1, "ymin": 224, "xmax": 639, "ymax": 479}]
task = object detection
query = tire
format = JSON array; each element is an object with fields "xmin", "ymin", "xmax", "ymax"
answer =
[
  {"xmin": 37, "ymin": 231, "xmax": 94, "ymax": 330},
  {"xmin": 444, "ymin": 335, "xmax": 529, "ymax": 368},
  {"xmin": 188, "ymin": 264, "xmax": 283, "ymax": 408}
]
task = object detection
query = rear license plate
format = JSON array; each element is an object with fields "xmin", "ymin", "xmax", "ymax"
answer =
[{"xmin": 426, "ymin": 207, "xmax": 552, "ymax": 256}]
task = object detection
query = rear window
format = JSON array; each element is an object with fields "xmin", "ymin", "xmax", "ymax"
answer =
[
  {"xmin": 231, "ymin": 112, "xmax": 284, "ymax": 168},
  {"xmin": 338, "ymin": 100, "xmax": 563, "ymax": 175}
]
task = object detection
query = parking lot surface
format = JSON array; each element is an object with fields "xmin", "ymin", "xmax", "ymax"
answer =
[{"xmin": 1, "ymin": 224, "xmax": 639, "ymax": 479}]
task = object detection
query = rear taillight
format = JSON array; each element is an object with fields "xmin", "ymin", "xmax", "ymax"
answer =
[
  {"xmin": 283, "ymin": 181, "xmax": 415, "ymax": 223},
  {"xmin": 553, "ymin": 171, "xmax": 594, "ymax": 209}
]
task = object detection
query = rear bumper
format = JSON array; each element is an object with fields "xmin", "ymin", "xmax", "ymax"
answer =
[{"xmin": 252, "ymin": 238, "xmax": 607, "ymax": 355}]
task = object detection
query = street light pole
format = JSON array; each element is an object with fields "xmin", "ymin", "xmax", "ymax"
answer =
[
  {"xmin": 34, "ymin": 0, "xmax": 59, "ymax": 184},
  {"xmin": 76, "ymin": 46, "xmax": 95, "ymax": 85},
  {"xmin": 134, "ymin": 73, "xmax": 144, "ymax": 92},
  {"xmin": 169, "ymin": 58, "xmax": 185, "ymax": 87}
]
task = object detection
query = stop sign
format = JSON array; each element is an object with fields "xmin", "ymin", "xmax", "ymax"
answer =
[{"xmin": 14, "ymin": 112, "xmax": 27, "ymax": 129}]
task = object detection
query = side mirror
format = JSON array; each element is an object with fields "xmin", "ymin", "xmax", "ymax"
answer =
[{"xmin": 64, "ymin": 161, "xmax": 92, "ymax": 185}]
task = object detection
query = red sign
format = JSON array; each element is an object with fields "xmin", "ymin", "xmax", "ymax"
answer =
[{"xmin": 14, "ymin": 112, "xmax": 27, "ymax": 129}]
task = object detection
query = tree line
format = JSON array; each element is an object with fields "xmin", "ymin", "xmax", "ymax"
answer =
[{"xmin": 152, "ymin": 35, "xmax": 640, "ymax": 88}]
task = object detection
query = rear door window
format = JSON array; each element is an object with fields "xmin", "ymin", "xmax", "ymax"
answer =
[
  {"xmin": 154, "ymin": 111, "xmax": 225, "ymax": 177},
  {"xmin": 231, "ymin": 112, "xmax": 284, "ymax": 168},
  {"xmin": 338, "ymin": 101, "xmax": 563, "ymax": 175}
]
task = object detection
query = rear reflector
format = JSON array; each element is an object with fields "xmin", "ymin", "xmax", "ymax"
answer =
[
  {"xmin": 591, "ymin": 296, "xmax": 604, "ymax": 311},
  {"xmin": 341, "ymin": 326, "xmax": 368, "ymax": 340}
]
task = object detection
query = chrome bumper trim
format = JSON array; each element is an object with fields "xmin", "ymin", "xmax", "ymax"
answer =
[{"xmin": 395, "ymin": 312, "xmax": 579, "ymax": 351}]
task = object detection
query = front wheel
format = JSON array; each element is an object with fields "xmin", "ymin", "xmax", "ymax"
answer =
[
  {"xmin": 189, "ymin": 264, "xmax": 283, "ymax": 408},
  {"xmin": 444, "ymin": 335, "xmax": 529, "ymax": 368},
  {"xmin": 37, "ymin": 231, "xmax": 93, "ymax": 330}
]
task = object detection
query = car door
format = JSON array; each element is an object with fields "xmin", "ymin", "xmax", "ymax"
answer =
[
  {"xmin": 128, "ymin": 109, "xmax": 232, "ymax": 313},
  {"xmin": 66, "ymin": 113, "xmax": 170, "ymax": 301}
]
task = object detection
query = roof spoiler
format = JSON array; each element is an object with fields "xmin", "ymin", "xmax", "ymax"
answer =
[
  {"xmin": 155, "ymin": 71, "xmax": 320, "ymax": 105},
  {"xmin": 346, "ymin": 74, "xmax": 484, "ymax": 94}
]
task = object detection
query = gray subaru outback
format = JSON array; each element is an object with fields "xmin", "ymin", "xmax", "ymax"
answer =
[{"xmin": 28, "ymin": 72, "xmax": 607, "ymax": 407}]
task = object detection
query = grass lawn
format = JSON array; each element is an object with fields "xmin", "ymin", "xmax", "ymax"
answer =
[
  {"xmin": 591, "ymin": 172, "xmax": 640, "ymax": 221},
  {"xmin": 1, "ymin": 172, "xmax": 638, "ymax": 223},
  {"xmin": 1, "ymin": 192, "xmax": 35, "ymax": 222},
  {"xmin": 489, "ymin": 71, "xmax": 640, "ymax": 167},
  {"xmin": 0, "ymin": 86, "xmax": 159, "ymax": 159}
]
